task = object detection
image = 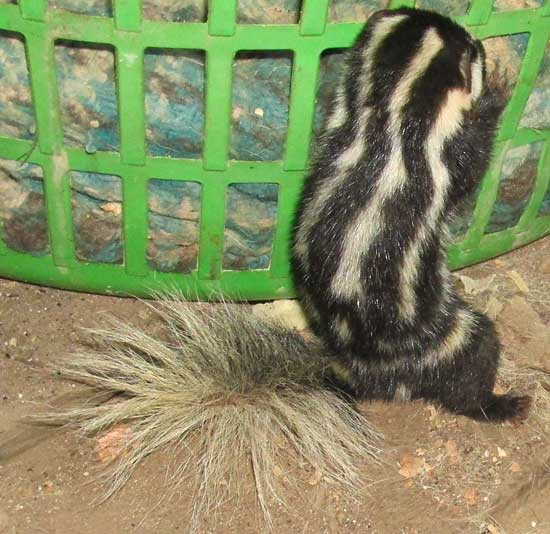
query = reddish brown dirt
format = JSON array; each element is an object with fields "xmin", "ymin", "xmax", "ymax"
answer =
[{"xmin": 1, "ymin": 237, "xmax": 550, "ymax": 534}]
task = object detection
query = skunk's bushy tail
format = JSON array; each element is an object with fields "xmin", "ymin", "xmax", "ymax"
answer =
[{"xmin": 36, "ymin": 297, "xmax": 381, "ymax": 530}]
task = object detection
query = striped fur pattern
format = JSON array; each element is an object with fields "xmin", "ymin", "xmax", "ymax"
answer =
[{"xmin": 292, "ymin": 8, "xmax": 530, "ymax": 422}]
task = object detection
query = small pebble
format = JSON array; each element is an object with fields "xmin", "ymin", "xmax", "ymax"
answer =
[{"xmin": 510, "ymin": 462, "xmax": 521, "ymax": 472}]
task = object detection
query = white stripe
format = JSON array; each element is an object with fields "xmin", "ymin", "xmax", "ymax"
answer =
[
  {"xmin": 398, "ymin": 88, "xmax": 470, "ymax": 320},
  {"xmin": 393, "ymin": 384, "xmax": 412, "ymax": 402},
  {"xmin": 367, "ymin": 305, "xmax": 476, "ymax": 371},
  {"xmin": 331, "ymin": 29, "xmax": 444, "ymax": 301},
  {"xmin": 335, "ymin": 108, "xmax": 370, "ymax": 170},
  {"xmin": 333, "ymin": 315, "xmax": 352, "ymax": 343},
  {"xmin": 439, "ymin": 225, "xmax": 454, "ymax": 305},
  {"xmin": 293, "ymin": 14, "xmax": 407, "ymax": 269},
  {"xmin": 326, "ymin": 85, "xmax": 348, "ymax": 130},
  {"xmin": 470, "ymin": 55, "xmax": 484, "ymax": 101},
  {"xmin": 423, "ymin": 306, "xmax": 477, "ymax": 366},
  {"xmin": 301, "ymin": 293, "xmax": 320, "ymax": 323}
]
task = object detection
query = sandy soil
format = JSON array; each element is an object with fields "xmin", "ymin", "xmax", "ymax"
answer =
[{"xmin": 1, "ymin": 237, "xmax": 550, "ymax": 534}]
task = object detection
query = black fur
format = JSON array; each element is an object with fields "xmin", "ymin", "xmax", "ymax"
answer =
[{"xmin": 292, "ymin": 8, "xmax": 530, "ymax": 422}]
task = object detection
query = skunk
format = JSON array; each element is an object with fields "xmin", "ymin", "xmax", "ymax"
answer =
[{"xmin": 292, "ymin": 7, "xmax": 530, "ymax": 421}]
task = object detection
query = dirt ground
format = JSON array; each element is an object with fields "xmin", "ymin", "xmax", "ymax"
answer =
[{"xmin": 1, "ymin": 237, "xmax": 550, "ymax": 534}]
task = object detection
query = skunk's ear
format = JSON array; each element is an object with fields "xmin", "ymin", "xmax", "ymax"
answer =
[{"xmin": 459, "ymin": 48, "xmax": 473, "ymax": 93}]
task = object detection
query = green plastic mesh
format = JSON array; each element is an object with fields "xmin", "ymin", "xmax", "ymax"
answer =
[{"xmin": 0, "ymin": 0, "xmax": 549, "ymax": 299}]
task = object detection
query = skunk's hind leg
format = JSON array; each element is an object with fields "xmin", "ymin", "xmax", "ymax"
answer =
[
  {"xmin": 422, "ymin": 307, "xmax": 531, "ymax": 422},
  {"xmin": 467, "ymin": 393, "xmax": 532, "ymax": 423}
]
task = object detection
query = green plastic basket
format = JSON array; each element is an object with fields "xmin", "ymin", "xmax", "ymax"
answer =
[{"xmin": 0, "ymin": 0, "xmax": 549, "ymax": 300}]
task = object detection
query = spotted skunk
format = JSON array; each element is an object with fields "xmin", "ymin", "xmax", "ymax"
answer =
[{"xmin": 292, "ymin": 7, "xmax": 531, "ymax": 422}]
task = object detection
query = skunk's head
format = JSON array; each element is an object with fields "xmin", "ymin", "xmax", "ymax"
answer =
[{"xmin": 361, "ymin": 8, "xmax": 493, "ymax": 114}]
